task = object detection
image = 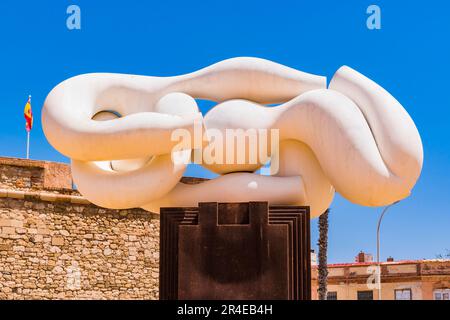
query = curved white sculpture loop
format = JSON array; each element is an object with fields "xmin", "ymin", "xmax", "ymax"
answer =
[{"xmin": 42, "ymin": 57, "xmax": 423, "ymax": 218}]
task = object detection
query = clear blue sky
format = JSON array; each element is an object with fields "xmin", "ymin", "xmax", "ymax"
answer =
[{"xmin": 0, "ymin": 0, "xmax": 449, "ymax": 263}]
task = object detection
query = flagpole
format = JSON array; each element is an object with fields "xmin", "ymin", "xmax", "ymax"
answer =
[
  {"xmin": 26, "ymin": 94, "xmax": 31, "ymax": 159},
  {"xmin": 26, "ymin": 131, "xmax": 30, "ymax": 159}
]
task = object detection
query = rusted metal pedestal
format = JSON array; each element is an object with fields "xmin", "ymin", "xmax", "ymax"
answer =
[{"xmin": 159, "ymin": 202, "xmax": 311, "ymax": 300}]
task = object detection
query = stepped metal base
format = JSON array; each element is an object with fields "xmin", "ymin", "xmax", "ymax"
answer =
[{"xmin": 159, "ymin": 202, "xmax": 311, "ymax": 300}]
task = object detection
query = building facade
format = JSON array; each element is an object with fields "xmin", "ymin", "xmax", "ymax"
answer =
[{"xmin": 311, "ymin": 252, "xmax": 450, "ymax": 300}]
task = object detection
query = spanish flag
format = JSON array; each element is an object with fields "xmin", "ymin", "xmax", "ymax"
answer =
[{"xmin": 24, "ymin": 95, "xmax": 33, "ymax": 132}]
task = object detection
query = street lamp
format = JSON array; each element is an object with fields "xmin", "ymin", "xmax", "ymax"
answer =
[{"xmin": 376, "ymin": 201, "xmax": 400, "ymax": 300}]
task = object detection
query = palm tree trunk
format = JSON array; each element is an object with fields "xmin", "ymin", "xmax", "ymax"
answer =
[{"xmin": 317, "ymin": 209, "xmax": 330, "ymax": 300}]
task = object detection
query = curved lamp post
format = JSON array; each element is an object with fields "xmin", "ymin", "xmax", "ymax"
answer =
[{"xmin": 376, "ymin": 201, "xmax": 400, "ymax": 300}]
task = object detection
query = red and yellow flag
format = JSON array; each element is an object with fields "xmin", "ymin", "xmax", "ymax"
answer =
[{"xmin": 24, "ymin": 96, "xmax": 33, "ymax": 132}]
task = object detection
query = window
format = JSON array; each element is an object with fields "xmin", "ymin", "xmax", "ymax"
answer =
[
  {"xmin": 327, "ymin": 291, "xmax": 337, "ymax": 300},
  {"xmin": 357, "ymin": 290, "xmax": 373, "ymax": 300},
  {"xmin": 434, "ymin": 289, "xmax": 450, "ymax": 300},
  {"xmin": 395, "ymin": 289, "xmax": 412, "ymax": 300}
]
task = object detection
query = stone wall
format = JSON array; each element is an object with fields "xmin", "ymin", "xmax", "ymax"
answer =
[
  {"xmin": 0, "ymin": 159, "xmax": 46, "ymax": 191},
  {"xmin": 0, "ymin": 157, "xmax": 73, "ymax": 194},
  {"xmin": 0, "ymin": 157, "xmax": 161, "ymax": 300}
]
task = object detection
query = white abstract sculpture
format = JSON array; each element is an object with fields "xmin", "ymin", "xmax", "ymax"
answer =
[{"xmin": 42, "ymin": 57, "xmax": 423, "ymax": 218}]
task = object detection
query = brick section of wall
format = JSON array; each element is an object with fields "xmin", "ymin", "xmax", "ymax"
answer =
[
  {"xmin": 0, "ymin": 197, "xmax": 160, "ymax": 300},
  {"xmin": 42, "ymin": 162, "xmax": 72, "ymax": 191}
]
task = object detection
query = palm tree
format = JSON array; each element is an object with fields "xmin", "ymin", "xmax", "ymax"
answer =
[{"xmin": 317, "ymin": 208, "xmax": 330, "ymax": 300}]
